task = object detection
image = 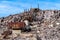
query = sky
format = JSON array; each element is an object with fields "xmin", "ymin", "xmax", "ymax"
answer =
[{"xmin": 0, "ymin": 0, "xmax": 60, "ymax": 17}]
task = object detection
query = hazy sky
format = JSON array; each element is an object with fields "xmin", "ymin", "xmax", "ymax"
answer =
[{"xmin": 0, "ymin": 0, "xmax": 60, "ymax": 17}]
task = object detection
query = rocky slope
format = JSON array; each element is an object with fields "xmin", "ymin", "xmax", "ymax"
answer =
[{"xmin": 0, "ymin": 8, "xmax": 60, "ymax": 40}]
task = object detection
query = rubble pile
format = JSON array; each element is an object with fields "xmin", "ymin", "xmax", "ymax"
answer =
[{"xmin": 0, "ymin": 8, "xmax": 60, "ymax": 40}]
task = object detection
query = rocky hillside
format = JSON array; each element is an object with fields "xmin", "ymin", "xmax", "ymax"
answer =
[{"xmin": 0, "ymin": 8, "xmax": 60, "ymax": 40}]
